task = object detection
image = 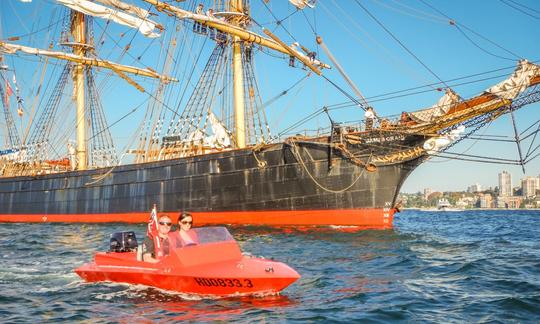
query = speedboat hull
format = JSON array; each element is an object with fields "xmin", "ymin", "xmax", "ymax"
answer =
[
  {"xmin": 75, "ymin": 227, "xmax": 300, "ymax": 296},
  {"xmin": 75, "ymin": 252, "xmax": 299, "ymax": 296}
]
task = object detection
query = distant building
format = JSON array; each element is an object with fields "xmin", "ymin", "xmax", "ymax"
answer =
[
  {"xmin": 478, "ymin": 193, "xmax": 493, "ymax": 208},
  {"xmin": 457, "ymin": 197, "xmax": 475, "ymax": 208},
  {"xmin": 534, "ymin": 197, "xmax": 540, "ymax": 208},
  {"xmin": 400, "ymin": 195, "xmax": 409, "ymax": 205},
  {"xmin": 521, "ymin": 177, "xmax": 539, "ymax": 198},
  {"xmin": 423, "ymin": 188, "xmax": 432, "ymax": 200},
  {"xmin": 498, "ymin": 171, "xmax": 512, "ymax": 197},
  {"xmin": 496, "ymin": 196, "xmax": 522, "ymax": 209},
  {"xmin": 467, "ymin": 183, "xmax": 482, "ymax": 193}
]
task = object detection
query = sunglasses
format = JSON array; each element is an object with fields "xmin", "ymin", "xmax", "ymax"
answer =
[
  {"xmin": 180, "ymin": 221, "xmax": 193, "ymax": 225},
  {"xmin": 159, "ymin": 221, "xmax": 172, "ymax": 226}
]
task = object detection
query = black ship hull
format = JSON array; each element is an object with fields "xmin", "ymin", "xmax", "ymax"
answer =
[{"xmin": 0, "ymin": 134, "xmax": 427, "ymax": 227}]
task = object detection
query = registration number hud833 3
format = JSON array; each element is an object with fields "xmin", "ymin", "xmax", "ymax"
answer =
[{"xmin": 194, "ymin": 277, "xmax": 254, "ymax": 288}]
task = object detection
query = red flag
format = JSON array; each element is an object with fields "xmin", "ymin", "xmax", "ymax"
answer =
[
  {"xmin": 147, "ymin": 204, "xmax": 162, "ymax": 257},
  {"xmin": 5, "ymin": 79, "xmax": 13, "ymax": 97},
  {"xmin": 4, "ymin": 79, "xmax": 13, "ymax": 107},
  {"xmin": 147, "ymin": 204, "xmax": 159, "ymax": 237}
]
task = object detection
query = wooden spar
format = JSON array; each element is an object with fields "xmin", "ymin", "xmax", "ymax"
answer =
[
  {"xmin": 143, "ymin": 1, "xmax": 280, "ymax": 51},
  {"xmin": 447, "ymin": 72, "xmax": 540, "ymax": 117},
  {"xmin": 446, "ymin": 94, "xmax": 498, "ymax": 115},
  {"xmin": 102, "ymin": 61, "xmax": 145, "ymax": 93},
  {"xmin": 316, "ymin": 35, "xmax": 369, "ymax": 109},
  {"xmin": 0, "ymin": 42, "xmax": 177, "ymax": 82},
  {"xmin": 141, "ymin": 0, "xmax": 329, "ymax": 70},
  {"xmin": 263, "ymin": 29, "xmax": 321, "ymax": 76}
]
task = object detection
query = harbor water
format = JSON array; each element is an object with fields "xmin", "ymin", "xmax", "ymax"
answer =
[{"xmin": 1, "ymin": 209, "xmax": 539, "ymax": 322}]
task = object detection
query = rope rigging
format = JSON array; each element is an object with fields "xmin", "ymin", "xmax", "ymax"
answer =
[
  {"xmin": 418, "ymin": 0, "xmax": 521, "ymax": 61},
  {"xmin": 282, "ymin": 72, "xmax": 499, "ymax": 127},
  {"xmin": 0, "ymin": 70, "xmax": 21, "ymax": 149},
  {"xmin": 258, "ymin": 0, "xmax": 300, "ymax": 40},
  {"xmin": 312, "ymin": 60, "xmax": 540, "ymax": 113},
  {"xmin": 354, "ymin": 0, "xmax": 449, "ymax": 89},
  {"xmin": 499, "ymin": 0, "xmax": 540, "ymax": 21}
]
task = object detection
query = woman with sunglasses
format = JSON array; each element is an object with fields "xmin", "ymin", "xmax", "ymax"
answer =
[{"xmin": 175, "ymin": 211, "xmax": 198, "ymax": 247}]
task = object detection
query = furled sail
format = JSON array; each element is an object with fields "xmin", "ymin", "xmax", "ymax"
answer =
[
  {"xmin": 423, "ymin": 125, "xmax": 465, "ymax": 155},
  {"xmin": 0, "ymin": 42, "xmax": 175, "ymax": 81},
  {"xmin": 187, "ymin": 129, "xmax": 205, "ymax": 143},
  {"xmin": 485, "ymin": 60, "xmax": 540, "ymax": 100},
  {"xmin": 289, "ymin": 0, "xmax": 316, "ymax": 9},
  {"xmin": 206, "ymin": 112, "xmax": 231, "ymax": 149},
  {"xmin": 95, "ymin": 0, "xmax": 150, "ymax": 20},
  {"xmin": 410, "ymin": 88, "xmax": 461, "ymax": 123},
  {"xmin": 56, "ymin": 0, "xmax": 162, "ymax": 38}
]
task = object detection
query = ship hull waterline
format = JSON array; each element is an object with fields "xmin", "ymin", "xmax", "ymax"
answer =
[
  {"xmin": 0, "ymin": 208, "xmax": 395, "ymax": 228},
  {"xmin": 0, "ymin": 140, "xmax": 423, "ymax": 228}
]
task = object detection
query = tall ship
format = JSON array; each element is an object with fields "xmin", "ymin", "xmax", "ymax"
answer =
[{"xmin": 0, "ymin": 0, "xmax": 539, "ymax": 227}]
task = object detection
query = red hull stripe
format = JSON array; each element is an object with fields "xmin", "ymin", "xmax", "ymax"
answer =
[{"xmin": 0, "ymin": 208, "xmax": 394, "ymax": 228}]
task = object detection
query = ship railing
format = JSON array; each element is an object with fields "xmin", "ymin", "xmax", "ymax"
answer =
[{"xmin": 273, "ymin": 113, "xmax": 407, "ymax": 142}]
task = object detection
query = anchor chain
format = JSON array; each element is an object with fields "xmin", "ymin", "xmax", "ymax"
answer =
[
  {"xmin": 251, "ymin": 142, "xmax": 268, "ymax": 168},
  {"xmin": 333, "ymin": 143, "xmax": 377, "ymax": 172}
]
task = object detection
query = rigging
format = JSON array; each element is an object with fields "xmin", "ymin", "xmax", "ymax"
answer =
[
  {"xmin": 419, "ymin": 0, "xmax": 521, "ymax": 61},
  {"xmin": 354, "ymin": 0, "xmax": 449, "ymax": 89},
  {"xmin": 499, "ymin": 0, "xmax": 540, "ymax": 20}
]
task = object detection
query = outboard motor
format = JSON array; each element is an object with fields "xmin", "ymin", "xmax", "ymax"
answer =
[{"xmin": 109, "ymin": 231, "xmax": 138, "ymax": 252}]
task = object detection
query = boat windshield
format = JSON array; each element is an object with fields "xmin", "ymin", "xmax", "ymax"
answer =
[{"xmin": 189, "ymin": 226, "xmax": 234, "ymax": 245}]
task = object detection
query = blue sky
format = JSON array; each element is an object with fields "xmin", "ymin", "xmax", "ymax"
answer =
[{"xmin": 1, "ymin": 0, "xmax": 539, "ymax": 192}]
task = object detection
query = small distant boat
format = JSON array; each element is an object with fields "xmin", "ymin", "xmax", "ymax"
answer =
[
  {"xmin": 75, "ymin": 227, "xmax": 300, "ymax": 296},
  {"xmin": 437, "ymin": 198, "xmax": 462, "ymax": 212}
]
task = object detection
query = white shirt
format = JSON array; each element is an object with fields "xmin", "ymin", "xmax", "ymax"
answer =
[{"xmin": 364, "ymin": 109, "xmax": 375, "ymax": 119}]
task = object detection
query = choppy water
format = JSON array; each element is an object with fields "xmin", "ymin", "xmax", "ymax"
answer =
[{"xmin": 1, "ymin": 209, "xmax": 539, "ymax": 323}]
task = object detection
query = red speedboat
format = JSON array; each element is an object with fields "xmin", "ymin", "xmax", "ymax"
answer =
[{"xmin": 75, "ymin": 227, "xmax": 300, "ymax": 296}]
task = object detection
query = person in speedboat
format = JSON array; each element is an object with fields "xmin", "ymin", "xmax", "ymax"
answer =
[
  {"xmin": 142, "ymin": 212, "xmax": 199, "ymax": 263},
  {"xmin": 142, "ymin": 215, "xmax": 173, "ymax": 263},
  {"xmin": 174, "ymin": 211, "xmax": 199, "ymax": 247}
]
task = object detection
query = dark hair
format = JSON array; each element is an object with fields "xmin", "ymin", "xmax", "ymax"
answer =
[{"xmin": 177, "ymin": 211, "xmax": 193, "ymax": 223}]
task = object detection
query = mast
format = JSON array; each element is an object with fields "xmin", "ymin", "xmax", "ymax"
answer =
[
  {"xmin": 140, "ymin": 0, "xmax": 328, "ymax": 148},
  {"xmin": 72, "ymin": 11, "xmax": 87, "ymax": 170},
  {"xmin": 0, "ymin": 5, "xmax": 175, "ymax": 175},
  {"xmin": 231, "ymin": 0, "xmax": 246, "ymax": 148}
]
